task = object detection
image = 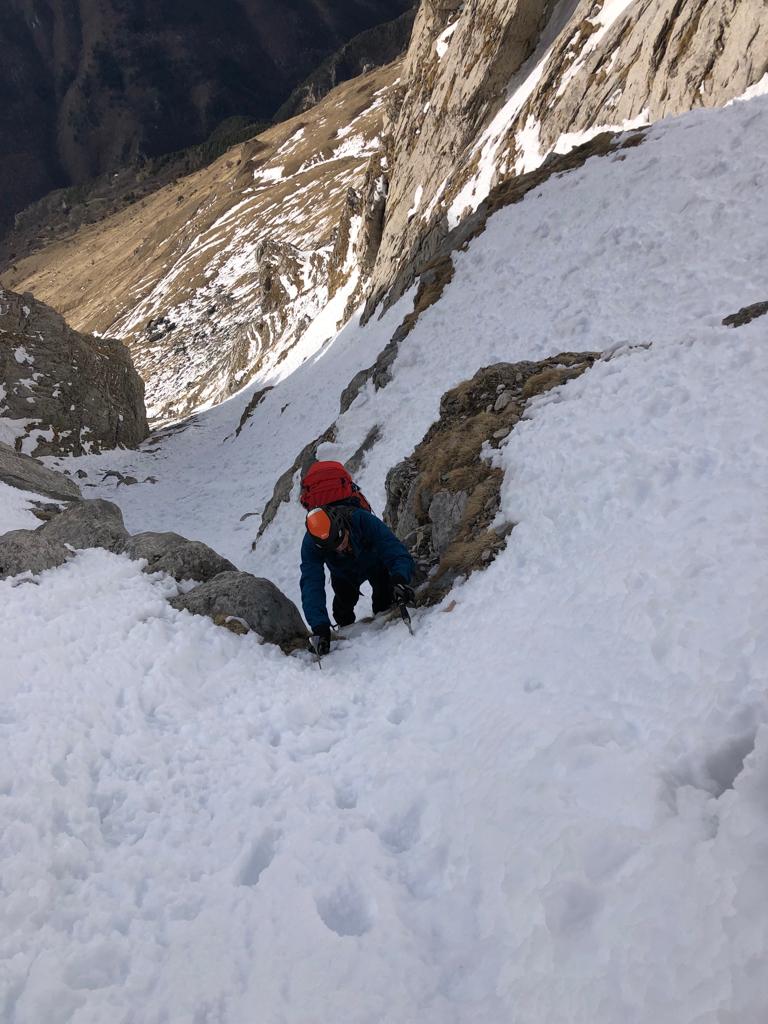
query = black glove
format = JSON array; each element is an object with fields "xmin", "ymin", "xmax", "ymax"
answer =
[
  {"xmin": 311, "ymin": 624, "xmax": 331, "ymax": 656},
  {"xmin": 391, "ymin": 576, "xmax": 415, "ymax": 605}
]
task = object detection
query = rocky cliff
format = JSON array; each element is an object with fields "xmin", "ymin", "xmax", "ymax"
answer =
[
  {"xmin": 365, "ymin": 0, "xmax": 768, "ymax": 312},
  {"xmin": 0, "ymin": 0, "xmax": 414, "ymax": 233},
  {"xmin": 0, "ymin": 286, "xmax": 147, "ymax": 456}
]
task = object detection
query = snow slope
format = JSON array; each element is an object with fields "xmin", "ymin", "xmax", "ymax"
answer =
[{"xmin": 2, "ymin": 96, "xmax": 768, "ymax": 1023}]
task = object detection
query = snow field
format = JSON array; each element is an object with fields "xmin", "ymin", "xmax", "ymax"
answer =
[{"xmin": 2, "ymin": 95, "xmax": 768, "ymax": 1021}]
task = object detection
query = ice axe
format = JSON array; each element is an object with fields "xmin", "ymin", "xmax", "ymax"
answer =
[
  {"xmin": 396, "ymin": 599, "xmax": 415, "ymax": 637},
  {"xmin": 308, "ymin": 634, "xmax": 325, "ymax": 668}
]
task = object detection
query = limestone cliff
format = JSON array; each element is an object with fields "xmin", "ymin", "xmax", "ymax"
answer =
[{"xmin": 366, "ymin": 0, "xmax": 768, "ymax": 312}]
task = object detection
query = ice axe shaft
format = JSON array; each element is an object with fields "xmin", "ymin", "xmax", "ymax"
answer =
[{"xmin": 397, "ymin": 600, "xmax": 415, "ymax": 637}]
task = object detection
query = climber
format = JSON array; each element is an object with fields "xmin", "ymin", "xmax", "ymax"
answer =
[{"xmin": 299, "ymin": 468, "xmax": 415, "ymax": 655}]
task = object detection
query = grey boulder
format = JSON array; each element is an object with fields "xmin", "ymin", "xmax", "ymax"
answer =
[
  {"xmin": 38, "ymin": 498, "xmax": 128, "ymax": 553},
  {"xmin": 0, "ymin": 528, "xmax": 72, "ymax": 579},
  {"xmin": 170, "ymin": 571, "xmax": 309, "ymax": 651},
  {"xmin": 0, "ymin": 441, "xmax": 81, "ymax": 502},
  {"xmin": 124, "ymin": 531, "xmax": 237, "ymax": 582}
]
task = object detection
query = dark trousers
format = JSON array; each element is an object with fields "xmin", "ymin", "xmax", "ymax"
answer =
[{"xmin": 331, "ymin": 564, "xmax": 393, "ymax": 626}]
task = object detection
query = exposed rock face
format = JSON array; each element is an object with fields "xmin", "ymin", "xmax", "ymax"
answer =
[
  {"xmin": 385, "ymin": 352, "xmax": 597, "ymax": 601},
  {"xmin": 37, "ymin": 498, "xmax": 129, "ymax": 554},
  {"xmin": 170, "ymin": 572, "xmax": 309, "ymax": 651},
  {"xmin": 123, "ymin": 532, "xmax": 237, "ymax": 583},
  {"xmin": 2, "ymin": 66, "xmax": 400, "ymax": 423},
  {"xmin": 0, "ymin": 496, "xmax": 125, "ymax": 577},
  {"xmin": 0, "ymin": 0, "xmax": 414, "ymax": 234},
  {"xmin": 366, "ymin": 0, "xmax": 768, "ymax": 310},
  {"xmin": 0, "ymin": 441, "xmax": 81, "ymax": 502},
  {"xmin": 723, "ymin": 301, "xmax": 768, "ymax": 329},
  {"xmin": 0, "ymin": 529, "xmax": 72, "ymax": 580},
  {"xmin": 0, "ymin": 286, "xmax": 148, "ymax": 455}
]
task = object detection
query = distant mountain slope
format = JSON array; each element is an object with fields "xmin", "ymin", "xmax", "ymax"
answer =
[
  {"xmin": 0, "ymin": 0, "xmax": 414, "ymax": 233},
  {"xmin": 2, "ymin": 64, "xmax": 400, "ymax": 423}
]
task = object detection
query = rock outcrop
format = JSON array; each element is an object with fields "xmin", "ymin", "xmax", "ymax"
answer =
[
  {"xmin": 0, "ymin": 530, "xmax": 72, "ymax": 580},
  {"xmin": 0, "ymin": 286, "xmax": 148, "ymax": 456},
  {"xmin": 723, "ymin": 301, "xmax": 768, "ymax": 329},
  {"xmin": 0, "ymin": 498, "xmax": 126, "ymax": 579},
  {"xmin": 0, "ymin": 441, "xmax": 81, "ymax": 503},
  {"xmin": 170, "ymin": 572, "xmax": 309, "ymax": 652},
  {"xmin": 123, "ymin": 532, "xmax": 237, "ymax": 584},
  {"xmin": 385, "ymin": 352, "xmax": 597, "ymax": 601},
  {"xmin": 36, "ymin": 499, "xmax": 129, "ymax": 554},
  {"xmin": 0, "ymin": 496, "xmax": 308, "ymax": 651}
]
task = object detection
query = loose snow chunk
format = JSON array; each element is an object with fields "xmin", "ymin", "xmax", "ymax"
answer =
[
  {"xmin": 435, "ymin": 23, "xmax": 458, "ymax": 59},
  {"xmin": 14, "ymin": 345, "xmax": 34, "ymax": 365}
]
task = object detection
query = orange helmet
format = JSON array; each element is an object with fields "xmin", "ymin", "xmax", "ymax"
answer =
[{"xmin": 306, "ymin": 506, "xmax": 348, "ymax": 550}]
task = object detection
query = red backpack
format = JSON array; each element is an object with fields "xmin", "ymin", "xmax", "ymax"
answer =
[{"xmin": 300, "ymin": 461, "xmax": 372, "ymax": 512}]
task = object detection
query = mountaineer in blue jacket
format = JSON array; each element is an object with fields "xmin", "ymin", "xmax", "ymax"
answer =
[{"xmin": 301, "ymin": 504, "xmax": 415, "ymax": 654}]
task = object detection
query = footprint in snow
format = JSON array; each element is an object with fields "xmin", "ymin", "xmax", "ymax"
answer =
[
  {"xmin": 386, "ymin": 703, "xmax": 411, "ymax": 725},
  {"xmin": 239, "ymin": 829, "xmax": 280, "ymax": 887},
  {"xmin": 378, "ymin": 800, "xmax": 423, "ymax": 854},
  {"xmin": 334, "ymin": 781, "xmax": 358, "ymax": 810},
  {"xmin": 315, "ymin": 878, "xmax": 375, "ymax": 937}
]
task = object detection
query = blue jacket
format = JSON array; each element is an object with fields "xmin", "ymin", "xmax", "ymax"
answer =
[{"xmin": 300, "ymin": 506, "xmax": 414, "ymax": 630}]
